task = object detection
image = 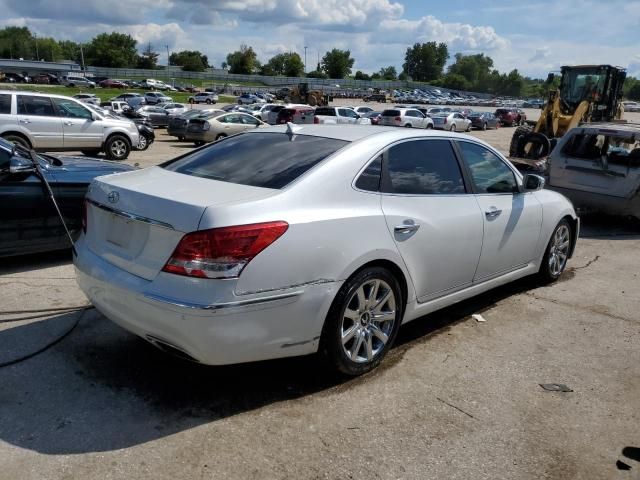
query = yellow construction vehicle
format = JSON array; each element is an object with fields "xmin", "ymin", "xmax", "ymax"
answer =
[
  {"xmin": 510, "ymin": 65, "xmax": 626, "ymax": 159},
  {"xmin": 285, "ymin": 83, "xmax": 329, "ymax": 106}
]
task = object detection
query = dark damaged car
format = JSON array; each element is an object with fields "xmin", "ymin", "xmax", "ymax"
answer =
[{"xmin": 0, "ymin": 139, "xmax": 134, "ymax": 257}]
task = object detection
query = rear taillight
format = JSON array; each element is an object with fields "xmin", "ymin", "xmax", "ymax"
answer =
[
  {"xmin": 394, "ymin": 116, "xmax": 401, "ymax": 122},
  {"xmin": 443, "ymin": 118, "xmax": 447, "ymax": 124},
  {"xmin": 82, "ymin": 200, "xmax": 88, "ymax": 234},
  {"xmin": 162, "ymin": 221, "xmax": 289, "ymax": 279},
  {"xmin": 202, "ymin": 121, "xmax": 210, "ymax": 131},
  {"xmin": 314, "ymin": 116, "xmax": 319, "ymax": 124}
]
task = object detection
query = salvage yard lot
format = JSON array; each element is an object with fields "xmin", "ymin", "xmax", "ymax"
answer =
[{"xmin": 0, "ymin": 102, "xmax": 639, "ymax": 480}]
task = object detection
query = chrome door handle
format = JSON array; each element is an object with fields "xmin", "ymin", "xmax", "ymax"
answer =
[
  {"xmin": 64, "ymin": 121, "xmax": 75, "ymax": 126},
  {"xmin": 19, "ymin": 119, "xmax": 31, "ymax": 124},
  {"xmin": 394, "ymin": 223, "xmax": 420, "ymax": 234},
  {"xmin": 485, "ymin": 208, "xmax": 502, "ymax": 218}
]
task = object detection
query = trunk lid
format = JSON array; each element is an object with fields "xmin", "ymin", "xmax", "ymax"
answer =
[{"xmin": 85, "ymin": 166, "xmax": 277, "ymax": 279}]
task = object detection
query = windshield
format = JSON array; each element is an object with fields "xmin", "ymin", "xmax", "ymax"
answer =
[
  {"xmin": 560, "ymin": 68, "xmax": 607, "ymax": 106},
  {"xmin": 163, "ymin": 132, "xmax": 349, "ymax": 189}
]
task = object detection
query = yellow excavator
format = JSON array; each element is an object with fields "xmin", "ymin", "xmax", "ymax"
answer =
[
  {"xmin": 285, "ymin": 83, "xmax": 329, "ymax": 106},
  {"xmin": 510, "ymin": 65, "xmax": 626, "ymax": 160}
]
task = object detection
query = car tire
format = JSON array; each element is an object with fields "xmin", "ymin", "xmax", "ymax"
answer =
[
  {"xmin": 215, "ymin": 134, "xmax": 227, "ymax": 141},
  {"xmin": 426, "ymin": 124, "xmax": 433, "ymax": 129},
  {"xmin": 81, "ymin": 149, "xmax": 101, "ymax": 157},
  {"xmin": 509, "ymin": 125, "xmax": 532, "ymax": 157},
  {"xmin": 178, "ymin": 136, "xmax": 185, "ymax": 141},
  {"xmin": 138, "ymin": 135, "xmax": 149, "ymax": 151},
  {"xmin": 206, "ymin": 99, "xmax": 212, "ymax": 104},
  {"xmin": 2, "ymin": 134, "xmax": 31, "ymax": 150},
  {"xmin": 450, "ymin": 124, "xmax": 456, "ymax": 132},
  {"xmin": 104, "ymin": 134, "xmax": 131, "ymax": 161},
  {"xmin": 320, "ymin": 266, "xmax": 403, "ymax": 376},
  {"xmin": 539, "ymin": 219, "xmax": 572, "ymax": 283},
  {"xmin": 404, "ymin": 123, "xmax": 412, "ymax": 128},
  {"xmin": 466, "ymin": 124, "xmax": 472, "ymax": 132},
  {"xmin": 189, "ymin": 98, "xmax": 194, "ymax": 104},
  {"xmin": 482, "ymin": 122, "xmax": 487, "ymax": 131}
]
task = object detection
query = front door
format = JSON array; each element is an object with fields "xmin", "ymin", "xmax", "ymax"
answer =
[
  {"xmin": 380, "ymin": 138, "xmax": 484, "ymax": 301},
  {"xmin": 16, "ymin": 94, "xmax": 63, "ymax": 150},
  {"xmin": 51, "ymin": 97, "xmax": 103, "ymax": 149},
  {"xmin": 455, "ymin": 140, "xmax": 542, "ymax": 281}
]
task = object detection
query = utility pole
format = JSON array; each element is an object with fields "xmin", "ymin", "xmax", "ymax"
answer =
[
  {"xmin": 34, "ymin": 33, "xmax": 39, "ymax": 61},
  {"xmin": 79, "ymin": 43, "xmax": 85, "ymax": 72},
  {"xmin": 166, "ymin": 45, "xmax": 170, "ymax": 66},
  {"xmin": 304, "ymin": 46, "xmax": 307, "ymax": 74}
]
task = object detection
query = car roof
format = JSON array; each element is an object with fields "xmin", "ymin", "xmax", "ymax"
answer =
[{"xmin": 572, "ymin": 122, "xmax": 640, "ymax": 134}]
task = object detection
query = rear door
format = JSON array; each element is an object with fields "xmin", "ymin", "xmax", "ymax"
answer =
[
  {"xmin": 455, "ymin": 140, "xmax": 542, "ymax": 281},
  {"xmin": 16, "ymin": 95, "xmax": 63, "ymax": 149},
  {"xmin": 379, "ymin": 138, "xmax": 484, "ymax": 302},
  {"xmin": 51, "ymin": 97, "xmax": 103, "ymax": 149}
]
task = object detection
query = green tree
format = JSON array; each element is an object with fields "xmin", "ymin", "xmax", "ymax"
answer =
[
  {"xmin": 306, "ymin": 63, "xmax": 327, "ymax": 79},
  {"xmin": 263, "ymin": 52, "xmax": 304, "ymax": 77},
  {"xmin": 627, "ymin": 80, "xmax": 640, "ymax": 101},
  {"xmin": 137, "ymin": 42, "xmax": 159, "ymax": 69},
  {"xmin": 447, "ymin": 53, "xmax": 493, "ymax": 91},
  {"xmin": 354, "ymin": 70, "xmax": 370, "ymax": 81},
  {"xmin": 35, "ymin": 36, "xmax": 62, "ymax": 61},
  {"xmin": 378, "ymin": 66, "xmax": 397, "ymax": 80},
  {"xmin": 402, "ymin": 42, "xmax": 449, "ymax": 82},
  {"xmin": 398, "ymin": 71, "xmax": 408, "ymax": 81},
  {"xmin": 0, "ymin": 26, "xmax": 35, "ymax": 60},
  {"xmin": 226, "ymin": 44, "xmax": 260, "ymax": 74},
  {"xmin": 321, "ymin": 49, "xmax": 355, "ymax": 79},
  {"xmin": 442, "ymin": 73, "xmax": 469, "ymax": 90},
  {"xmin": 85, "ymin": 32, "xmax": 138, "ymax": 68},
  {"xmin": 170, "ymin": 50, "xmax": 209, "ymax": 71},
  {"xmin": 58, "ymin": 40, "xmax": 82, "ymax": 63}
]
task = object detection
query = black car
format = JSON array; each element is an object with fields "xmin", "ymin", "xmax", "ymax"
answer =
[
  {"xmin": 167, "ymin": 109, "xmax": 218, "ymax": 140},
  {"xmin": 0, "ymin": 138, "xmax": 134, "ymax": 257},
  {"xmin": 133, "ymin": 106, "xmax": 170, "ymax": 127},
  {"xmin": 467, "ymin": 111, "xmax": 499, "ymax": 130}
]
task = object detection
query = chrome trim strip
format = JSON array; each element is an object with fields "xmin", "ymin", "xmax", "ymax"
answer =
[
  {"xmin": 142, "ymin": 290, "xmax": 303, "ymax": 310},
  {"xmin": 87, "ymin": 199, "xmax": 175, "ymax": 230}
]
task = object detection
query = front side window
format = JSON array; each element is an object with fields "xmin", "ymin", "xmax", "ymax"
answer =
[
  {"xmin": 457, "ymin": 141, "xmax": 518, "ymax": 194},
  {"xmin": 163, "ymin": 132, "xmax": 348, "ymax": 189},
  {"xmin": 17, "ymin": 95, "xmax": 56, "ymax": 116},
  {"xmin": 384, "ymin": 140, "xmax": 465, "ymax": 195},
  {"xmin": 52, "ymin": 98, "xmax": 92, "ymax": 119}
]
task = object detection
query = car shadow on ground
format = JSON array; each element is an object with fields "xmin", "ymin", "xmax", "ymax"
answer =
[
  {"xmin": 0, "ymin": 249, "xmax": 72, "ymax": 275},
  {"xmin": 0, "ymin": 273, "xmax": 543, "ymax": 455}
]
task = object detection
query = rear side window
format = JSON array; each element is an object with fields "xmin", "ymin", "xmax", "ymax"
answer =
[
  {"xmin": 384, "ymin": 140, "xmax": 465, "ymax": 195},
  {"xmin": 382, "ymin": 110, "xmax": 400, "ymax": 117},
  {"xmin": 0, "ymin": 94, "xmax": 10, "ymax": 114},
  {"xmin": 315, "ymin": 107, "xmax": 335, "ymax": 116},
  {"xmin": 163, "ymin": 132, "xmax": 349, "ymax": 189},
  {"xmin": 355, "ymin": 155, "xmax": 382, "ymax": 192},
  {"xmin": 17, "ymin": 95, "xmax": 55, "ymax": 116}
]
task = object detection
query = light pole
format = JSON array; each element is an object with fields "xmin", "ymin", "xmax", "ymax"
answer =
[{"xmin": 304, "ymin": 46, "xmax": 307, "ymax": 74}]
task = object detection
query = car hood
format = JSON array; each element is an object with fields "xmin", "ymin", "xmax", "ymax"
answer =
[{"xmin": 47, "ymin": 155, "xmax": 135, "ymax": 179}]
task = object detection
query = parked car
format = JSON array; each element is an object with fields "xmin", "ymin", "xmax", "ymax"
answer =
[
  {"xmin": 0, "ymin": 138, "xmax": 134, "ymax": 257},
  {"xmin": 545, "ymin": 123, "xmax": 640, "ymax": 219},
  {"xmin": 86, "ymin": 103, "xmax": 155, "ymax": 151},
  {"xmin": 3, "ymin": 72, "xmax": 29, "ymax": 83},
  {"xmin": 353, "ymin": 106, "xmax": 374, "ymax": 115},
  {"xmin": 276, "ymin": 106, "xmax": 315, "ymax": 124},
  {"xmin": 622, "ymin": 101, "xmax": 640, "ymax": 113},
  {"xmin": 378, "ymin": 108, "xmax": 433, "ymax": 129},
  {"xmin": 135, "ymin": 105, "xmax": 171, "ymax": 127},
  {"xmin": 431, "ymin": 112, "xmax": 472, "ymax": 132},
  {"xmin": 188, "ymin": 92, "xmax": 219, "ymax": 104},
  {"xmin": 99, "ymin": 79, "xmax": 127, "ymax": 89},
  {"xmin": 167, "ymin": 109, "xmax": 223, "ymax": 140},
  {"xmin": 73, "ymin": 93, "xmax": 100, "ymax": 106},
  {"xmin": 467, "ymin": 111, "xmax": 499, "ymax": 130},
  {"xmin": 162, "ymin": 103, "xmax": 188, "ymax": 116},
  {"xmin": 250, "ymin": 103, "xmax": 280, "ymax": 122},
  {"xmin": 144, "ymin": 92, "xmax": 172, "ymax": 105},
  {"xmin": 140, "ymin": 79, "xmax": 167, "ymax": 90},
  {"xmin": 74, "ymin": 125, "xmax": 578, "ymax": 375},
  {"xmin": 314, "ymin": 106, "xmax": 371, "ymax": 125},
  {"xmin": 0, "ymin": 90, "xmax": 139, "ymax": 160},
  {"xmin": 185, "ymin": 111, "xmax": 266, "ymax": 146},
  {"xmin": 61, "ymin": 75, "xmax": 96, "ymax": 88},
  {"xmin": 31, "ymin": 73, "xmax": 52, "ymax": 84},
  {"xmin": 495, "ymin": 108, "xmax": 526, "ymax": 127},
  {"xmin": 109, "ymin": 92, "xmax": 146, "ymax": 109},
  {"xmin": 363, "ymin": 93, "xmax": 388, "ymax": 103},
  {"xmin": 237, "ymin": 93, "xmax": 265, "ymax": 105},
  {"xmin": 362, "ymin": 111, "xmax": 382, "ymax": 125},
  {"xmin": 266, "ymin": 105, "xmax": 286, "ymax": 125}
]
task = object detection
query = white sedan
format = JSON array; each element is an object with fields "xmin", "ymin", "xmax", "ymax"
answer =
[
  {"xmin": 162, "ymin": 103, "xmax": 188, "ymax": 116},
  {"xmin": 74, "ymin": 126, "xmax": 578, "ymax": 375}
]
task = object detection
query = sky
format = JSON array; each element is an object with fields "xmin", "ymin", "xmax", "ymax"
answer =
[{"xmin": 1, "ymin": 0, "xmax": 639, "ymax": 79}]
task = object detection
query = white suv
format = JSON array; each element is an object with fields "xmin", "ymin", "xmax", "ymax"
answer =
[{"xmin": 0, "ymin": 90, "xmax": 139, "ymax": 160}]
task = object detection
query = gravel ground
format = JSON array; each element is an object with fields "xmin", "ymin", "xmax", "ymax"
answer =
[{"xmin": 0, "ymin": 101, "xmax": 639, "ymax": 480}]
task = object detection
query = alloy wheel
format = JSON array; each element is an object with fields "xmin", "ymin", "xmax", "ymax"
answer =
[
  {"xmin": 548, "ymin": 224, "xmax": 570, "ymax": 276},
  {"xmin": 110, "ymin": 140, "xmax": 127, "ymax": 158},
  {"xmin": 340, "ymin": 279, "xmax": 396, "ymax": 363}
]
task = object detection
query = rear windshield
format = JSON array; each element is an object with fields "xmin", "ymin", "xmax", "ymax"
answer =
[
  {"xmin": 382, "ymin": 110, "xmax": 400, "ymax": 116},
  {"xmin": 314, "ymin": 107, "xmax": 336, "ymax": 116},
  {"xmin": 163, "ymin": 132, "xmax": 349, "ymax": 189}
]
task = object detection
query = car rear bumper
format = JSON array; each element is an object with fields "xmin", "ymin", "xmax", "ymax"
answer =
[{"xmin": 74, "ymin": 238, "xmax": 341, "ymax": 365}]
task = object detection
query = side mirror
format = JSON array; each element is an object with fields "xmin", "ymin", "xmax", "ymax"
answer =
[
  {"xmin": 9, "ymin": 156, "xmax": 36, "ymax": 174},
  {"xmin": 522, "ymin": 173, "xmax": 545, "ymax": 191}
]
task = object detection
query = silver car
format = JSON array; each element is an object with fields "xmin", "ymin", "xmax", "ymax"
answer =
[
  {"xmin": 432, "ymin": 112, "xmax": 472, "ymax": 132},
  {"xmin": 0, "ymin": 90, "xmax": 139, "ymax": 160},
  {"xmin": 74, "ymin": 125, "xmax": 577, "ymax": 376},
  {"xmin": 379, "ymin": 108, "xmax": 433, "ymax": 128}
]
